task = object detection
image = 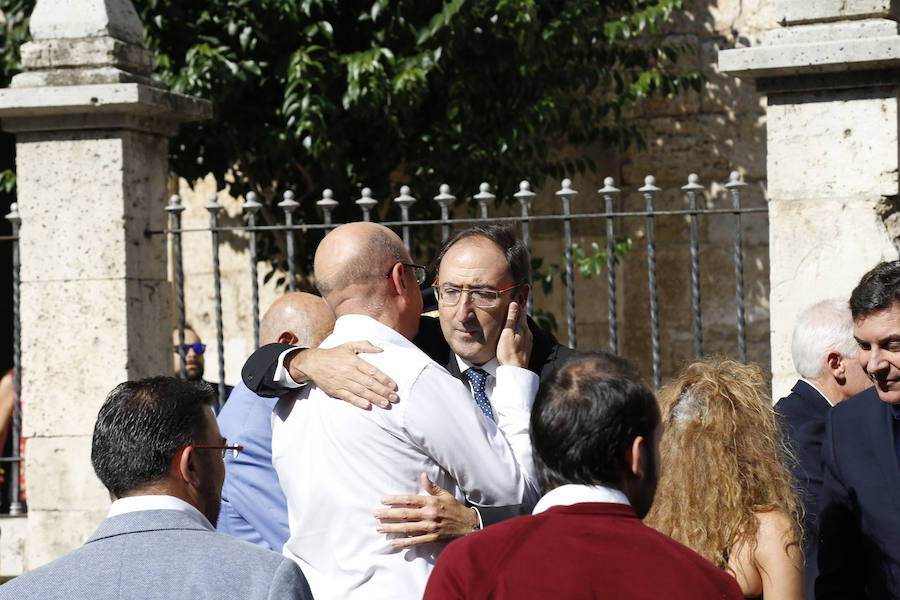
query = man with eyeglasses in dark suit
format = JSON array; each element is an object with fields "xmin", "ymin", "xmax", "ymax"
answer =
[{"xmin": 243, "ymin": 224, "xmax": 575, "ymax": 548}]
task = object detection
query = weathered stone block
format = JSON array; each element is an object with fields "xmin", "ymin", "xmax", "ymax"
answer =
[
  {"xmin": 775, "ymin": 0, "xmax": 893, "ymax": 25},
  {"xmin": 24, "ymin": 507, "xmax": 107, "ymax": 571},
  {"xmin": 20, "ymin": 277, "xmax": 169, "ymax": 437},
  {"xmin": 21, "ymin": 436, "xmax": 108, "ymax": 511},
  {"xmin": 15, "ymin": 131, "xmax": 168, "ymax": 283},
  {"xmin": 29, "ymin": 0, "xmax": 143, "ymax": 45},
  {"xmin": 767, "ymin": 88, "xmax": 898, "ymax": 199}
]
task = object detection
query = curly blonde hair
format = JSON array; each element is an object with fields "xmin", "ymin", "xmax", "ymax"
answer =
[{"xmin": 644, "ymin": 358, "xmax": 801, "ymax": 569}]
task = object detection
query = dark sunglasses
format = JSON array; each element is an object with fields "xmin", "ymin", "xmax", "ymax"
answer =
[{"xmin": 173, "ymin": 343, "xmax": 206, "ymax": 355}]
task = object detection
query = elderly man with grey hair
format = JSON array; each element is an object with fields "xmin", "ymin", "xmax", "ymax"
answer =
[{"xmin": 775, "ymin": 298, "xmax": 871, "ymax": 599}]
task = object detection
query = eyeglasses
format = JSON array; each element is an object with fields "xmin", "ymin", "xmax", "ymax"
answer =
[
  {"xmin": 180, "ymin": 444, "xmax": 243, "ymax": 459},
  {"xmin": 435, "ymin": 284, "xmax": 520, "ymax": 309},
  {"xmin": 386, "ymin": 263, "xmax": 427, "ymax": 286},
  {"xmin": 173, "ymin": 343, "xmax": 206, "ymax": 355}
]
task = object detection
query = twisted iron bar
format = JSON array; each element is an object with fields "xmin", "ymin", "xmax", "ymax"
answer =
[
  {"xmin": 5, "ymin": 202, "xmax": 23, "ymax": 514},
  {"xmin": 244, "ymin": 192, "xmax": 262, "ymax": 349},
  {"xmin": 206, "ymin": 193, "xmax": 226, "ymax": 411},
  {"xmin": 683, "ymin": 174, "xmax": 704, "ymax": 359},
  {"xmin": 640, "ymin": 176, "xmax": 661, "ymax": 390}
]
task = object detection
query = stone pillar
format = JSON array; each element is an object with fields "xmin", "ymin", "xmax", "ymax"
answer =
[
  {"xmin": 719, "ymin": 1, "xmax": 900, "ymax": 397},
  {"xmin": 0, "ymin": 0, "xmax": 209, "ymax": 568}
]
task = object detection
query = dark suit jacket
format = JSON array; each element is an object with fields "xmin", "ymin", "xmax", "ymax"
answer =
[
  {"xmin": 0, "ymin": 509, "xmax": 313, "ymax": 599},
  {"xmin": 242, "ymin": 314, "xmax": 575, "ymax": 526},
  {"xmin": 774, "ymin": 379, "xmax": 832, "ymax": 600},
  {"xmin": 817, "ymin": 387, "xmax": 900, "ymax": 599},
  {"xmin": 423, "ymin": 502, "xmax": 743, "ymax": 600}
]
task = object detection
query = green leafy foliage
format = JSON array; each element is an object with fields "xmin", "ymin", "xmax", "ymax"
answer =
[
  {"xmin": 0, "ymin": 0, "xmax": 700, "ymax": 270},
  {"xmin": 535, "ymin": 237, "xmax": 633, "ymax": 296}
]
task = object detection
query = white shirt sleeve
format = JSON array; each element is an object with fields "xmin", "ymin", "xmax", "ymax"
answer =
[
  {"xmin": 491, "ymin": 365, "xmax": 539, "ymax": 491},
  {"xmin": 273, "ymin": 346, "xmax": 308, "ymax": 388},
  {"xmin": 402, "ymin": 363, "xmax": 540, "ymax": 507}
]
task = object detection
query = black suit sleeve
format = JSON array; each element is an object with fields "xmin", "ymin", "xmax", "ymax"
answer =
[
  {"xmin": 526, "ymin": 316, "xmax": 577, "ymax": 380},
  {"xmin": 475, "ymin": 503, "xmax": 536, "ymax": 527},
  {"xmin": 815, "ymin": 410, "xmax": 866, "ymax": 599},
  {"xmin": 241, "ymin": 343, "xmax": 300, "ymax": 398}
]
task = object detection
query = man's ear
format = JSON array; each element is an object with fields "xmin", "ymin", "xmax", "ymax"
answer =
[
  {"xmin": 177, "ymin": 446, "xmax": 202, "ymax": 489},
  {"xmin": 826, "ymin": 351, "xmax": 845, "ymax": 384},
  {"xmin": 626, "ymin": 435, "xmax": 646, "ymax": 480},
  {"xmin": 276, "ymin": 331, "xmax": 298, "ymax": 345},
  {"xmin": 386, "ymin": 262, "xmax": 407, "ymax": 296},
  {"xmin": 516, "ymin": 283, "xmax": 531, "ymax": 306}
]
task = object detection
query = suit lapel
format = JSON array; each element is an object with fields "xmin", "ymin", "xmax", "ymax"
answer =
[
  {"xmin": 446, "ymin": 354, "xmax": 466, "ymax": 385},
  {"xmin": 792, "ymin": 380, "xmax": 832, "ymax": 417},
  {"xmin": 872, "ymin": 399, "xmax": 900, "ymax": 499}
]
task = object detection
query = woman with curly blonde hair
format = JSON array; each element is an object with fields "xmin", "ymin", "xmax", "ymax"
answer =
[{"xmin": 644, "ymin": 358, "xmax": 804, "ymax": 599}]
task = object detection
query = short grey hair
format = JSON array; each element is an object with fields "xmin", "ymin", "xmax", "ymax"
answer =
[{"xmin": 791, "ymin": 298, "xmax": 858, "ymax": 380}]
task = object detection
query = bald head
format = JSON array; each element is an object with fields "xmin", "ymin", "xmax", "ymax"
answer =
[
  {"xmin": 313, "ymin": 222, "xmax": 423, "ymax": 339},
  {"xmin": 314, "ymin": 222, "xmax": 406, "ymax": 301},
  {"xmin": 259, "ymin": 292, "xmax": 335, "ymax": 347}
]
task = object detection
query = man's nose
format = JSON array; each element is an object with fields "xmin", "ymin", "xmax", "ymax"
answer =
[
  {"xmin": 454, "ymin": 292, "xmax": 476, "ymax": 319},
  {"xmin": 867, "ymin": 347, "xmax": 888, "ymax": 374}
]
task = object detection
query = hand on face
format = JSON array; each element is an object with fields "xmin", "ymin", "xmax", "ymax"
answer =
[
  {"xmin": 496, "ymin": 301, "xmax": 533, "ymax": 368},
  {"xmin": 437, "ymin": 237, "xmax": 527, "ymax": 366}
]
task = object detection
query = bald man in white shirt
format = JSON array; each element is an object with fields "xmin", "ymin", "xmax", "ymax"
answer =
[{"xmin": 271, "ymin": 222, "xmax": 538, "ymax": 600}]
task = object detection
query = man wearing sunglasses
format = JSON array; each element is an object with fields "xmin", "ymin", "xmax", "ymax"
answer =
[
  {"xmin": 1, "ymin": 376, "xmax": 312, "ymax": 599},
  {"xmin": 172, "ymin": 325, "xmax": 233, "ymax": 413}
]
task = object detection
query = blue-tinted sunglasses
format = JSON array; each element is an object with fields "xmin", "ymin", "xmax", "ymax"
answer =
[{"xmin": 173, "ymin": 343, "xmax": 206, "ymax": 354}]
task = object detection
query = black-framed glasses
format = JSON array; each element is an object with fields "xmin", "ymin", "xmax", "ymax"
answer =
[
  {"xmin": 180, "ymin": 444, "xmax": 243, "ymax": 459},
  {"xmin": 173, "ymin": 343, "xmax": 206, "ymax": 355},
  {"xmin": 386, "ymin": 263, "xmax": 427, "ymax": 286},
  {"xmin": 435, "ymin": 284, "xmax": 520, "ymax": 309}
]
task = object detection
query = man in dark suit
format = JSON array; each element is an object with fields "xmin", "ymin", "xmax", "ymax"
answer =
[
  {"xmin": 242, "ymin": 224, "xmax": 575, "ymax": 545},
  {"xmin": 774, "ymin": 298, "xmax": 870, "ymax": 599},
  {"xmin": 1, "ymin": 377, "xmax": 312, "ymax": 599},
  {"xmin": 817, "ymin": 260, "xmax": 900, "ymax": 599},
  {"xmin": 423, "ymin": 355, "xmax": 742, "ymax": 600}
]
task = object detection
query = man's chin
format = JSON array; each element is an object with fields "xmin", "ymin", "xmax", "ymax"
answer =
[
  {"xmin": 874, "ymin": 384, "xmax": 900, "ymax": 405},
  {"xmin": 449, "ymin": 339, "xmax": 488, "ymax": 364}
]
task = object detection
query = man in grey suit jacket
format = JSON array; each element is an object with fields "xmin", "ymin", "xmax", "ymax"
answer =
[{"xmin": 0, "ymin": 377, "xmax": 312, "ymax": 600}]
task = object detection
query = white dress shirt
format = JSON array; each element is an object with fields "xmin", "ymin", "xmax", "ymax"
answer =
[
  {"xmin": 107, "ymin": 494, "xmax": 215, "ymax": 530},
  {"xmin": 532, "ymin": 484, "xmax": 631, "ymax": 515},
  {"xmin": 272, "ymin": 314, "xmax": 539, "ymax": 600},
  {"xmin": 455, "ymin": 354, "xmax": 538, "ymax": 490}
]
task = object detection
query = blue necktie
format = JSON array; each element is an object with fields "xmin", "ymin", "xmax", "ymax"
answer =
[{"xmin": 465, "ymin": 368, "xmax": 494, "ymax": 421}]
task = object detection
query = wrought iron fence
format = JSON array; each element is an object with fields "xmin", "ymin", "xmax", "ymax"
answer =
[
  {"xmin": 0, "ymin": 170, "xmax": 766, "ymax": 512},
  {"xmin": 2, "ymin": 201, "xmax": 24, "ymax": 516},
  {"xmin": 160, "ymin": 170, "xmax": 767, "ymax": 403}
]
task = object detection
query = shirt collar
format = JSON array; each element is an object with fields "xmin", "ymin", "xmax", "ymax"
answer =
[
  {"xmin": 327, "ymin": 314, "xmax": 417, "ymax": 350},
  {"xmin": 455, "ymin": 354, "xmax": 500, "ymax": 378},
  {"xmin": 532, "ymin": 483, "xmax": 630, "ymax": 515},
  {"xmin": 107, "ymin": 495, "xmax": 215, "ymax": 531}
]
